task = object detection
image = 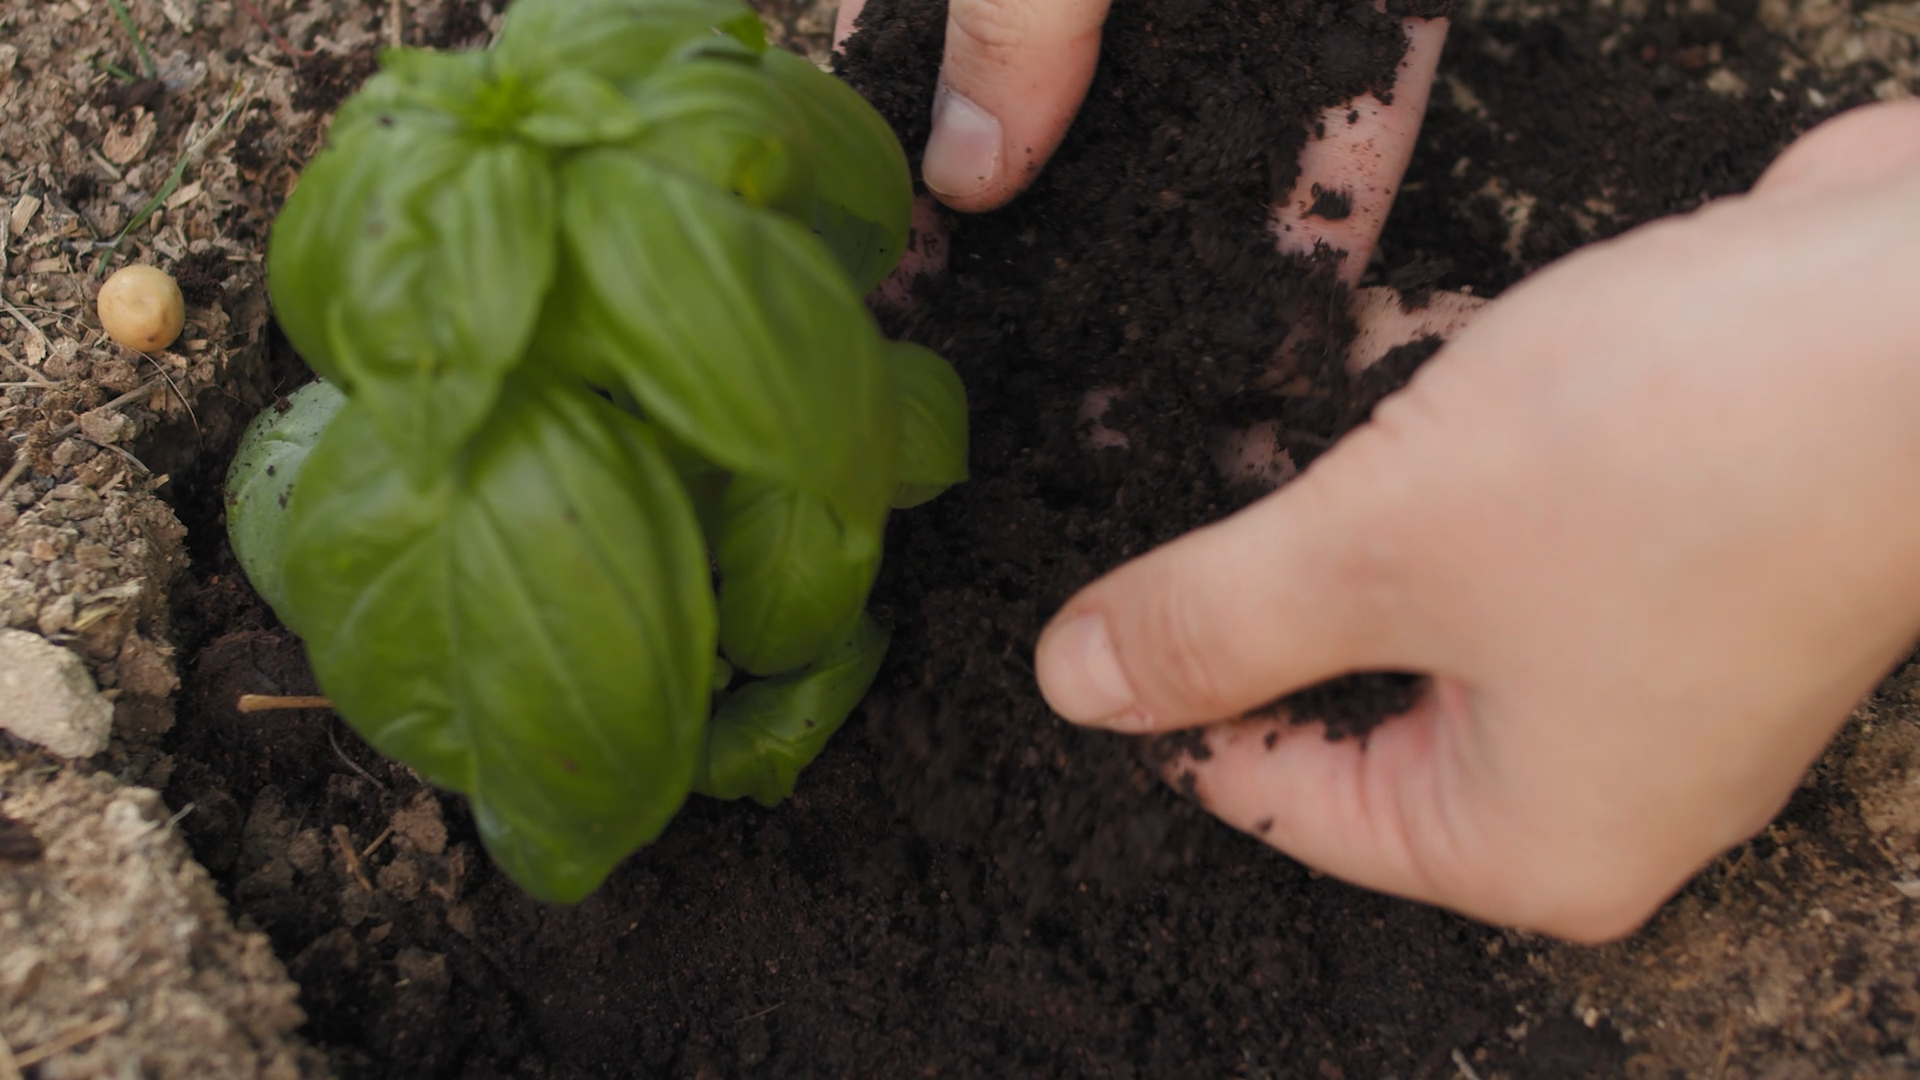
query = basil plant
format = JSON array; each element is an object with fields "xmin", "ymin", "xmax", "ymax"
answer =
[{"xmin": 225, "ymin": 0, "xmax": 968, "ymax": 903}]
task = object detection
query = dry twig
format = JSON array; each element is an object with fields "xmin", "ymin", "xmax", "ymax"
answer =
[
  {"xmin": 0, "ymin": 454, "xmax": 29, "ymax": 498},
  {"xmin": 362, "ymin": 824, "xmax": 395, "ymax": 859},
  {"xmin": 329, "ymin": 721, "xmax": 390, "ymax": 793},
  {"xmin": 0, "ymin": 1030, "xmax": 23, "ymax": 1080},
  {"xmin": 238, "ymin": 693, "xmax": 334, "ymax": 713},
  {"xmin": 12, "ymin": 1011, "xmax": 125, "ymax": 1069},
  {"xmin": 333, "ymin": 824, "xmax": 374, "ymax": 891}
]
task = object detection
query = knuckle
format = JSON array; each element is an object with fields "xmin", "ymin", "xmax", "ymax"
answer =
[
  {"xmin": 1130, "ymin": 572, "xmax": 1235, "ymax": 719},
  {"xmin": 1298, "ymin": 405, "xmax": 1433, "ymax": 639}
]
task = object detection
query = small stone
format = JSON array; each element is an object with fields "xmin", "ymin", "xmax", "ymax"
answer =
[{"xmin": 0, "ymin": 628, "xmax": 114, "ymax": 757}]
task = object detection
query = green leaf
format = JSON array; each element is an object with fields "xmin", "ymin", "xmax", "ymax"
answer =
[
  {"xmin": 223, "ymin": 380, "xmax": 348, "ymax": 617},
  {"xmin": 330, "ymin": 48, "xmax": 492, "ymax": 141},
  {"xmin": 695, "ymin": 615, "xmax": 889, "ymax": 807},
  {"xmin": 716, "ymin": 473, "xmax": 881, "ymax": 676},
  {"xmin": 759, "ymin": 49, "xmax": 912, "ymax": 294},
  {"xmin": 623, "ymin": 58, "xmax": 810, "ymax": 212},
  {"xmin": 269, "ymin": 126, "xmax": 557, "ymax": 484},
  {"xmin": 268, "ymin": 123, "xmax": 459, "ymax": 390},
  {"xmin": 548, "ymin": 148, "xmax": 898, "ymax": 529},
  {"xmin": 517, "ymin": 69, "xmax": 644, "ymax": 147},
  {"xmin": 280, "ymin": 375, "xmax": 716, "ymax": 903},
  {"xmin": 886, "ymin": 342, "xmax": 969, "ymax": 508},
  {"xmin": 493, "ymin": 0, "xmax": 764, "ymax": 87}
]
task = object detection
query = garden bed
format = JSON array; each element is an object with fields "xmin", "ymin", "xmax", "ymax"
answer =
[{"xmin": 2, "ymin": 0, "xmax": 1918, "ymax": 1077}]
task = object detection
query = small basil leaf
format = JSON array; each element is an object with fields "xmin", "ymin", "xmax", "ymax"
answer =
[
  {"xmin": 759, "ymin": 49, "xmax": 911, "ymax": 294},
  {"xmin": 887, "ymin": 342, "xmax": 969, "ymax": 509},
  {"xmin": 623, "ymin": 59, "xmax": 811, "ymax": 212},
  {"xmin": 223, "ymin": 380, "xmax": 348, "ymax": 617},
  {"xmin": 272, "ymin": 129, "xmax": 557, "ymax": 485},
  {"xmin": 716, "ymin": 473, "xmax": 881, "ymax": 676},
  {"xmin": 281, "ymin": 375, "xmax": 716, "ymax": 904},
  {"xmin": 268, "ymin": 123, "xmax": 461, "ymax": 391},
  {"xmin": 695, "ymin": 615, "xmax": 889, "ymax": 807},
  {"xmin": 518, "ymin": 70, "xmax": 644, "ymax": 147},
  {"xmin": 549, "ymin": 149, "xmax": 897, "ymax": 528},
  {"xmin": 493, "ymin": 0, "xmax": 763, "ymax": 86}
]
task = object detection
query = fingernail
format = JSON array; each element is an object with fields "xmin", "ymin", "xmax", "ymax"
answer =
[
  {"xmin": 923, "ymin": 85, "xmax": 1001, "ymax": 200},
  {"xmin": 1038, "ymin": 614, "xmax": 1138, "ymax": 725}
]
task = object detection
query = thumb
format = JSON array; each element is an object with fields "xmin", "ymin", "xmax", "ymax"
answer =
[
  {"xmin": 1753, "ymin": 99, "xmax": 1920, "ymax": 198},
  {"xmin": 1035, "ymin": 441, "xmax": 1421, "ymax": 732},
  {"xmin": 922, "ymin": 0, "xmax": 1113, "ymax": 210}
]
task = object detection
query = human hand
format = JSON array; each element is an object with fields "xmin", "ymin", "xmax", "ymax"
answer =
[
  {"xmin": 834, "ymin": 0, "xmax": 1447, "ymax": 283},
  {"xmin": 1033, "ymin": 101, "xmax": 1920, "ymax": 942}
]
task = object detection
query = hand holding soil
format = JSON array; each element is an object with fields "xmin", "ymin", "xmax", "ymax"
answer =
[
  {"xmin": 837, "ymin": 0, "xmax": 1450, "ymax": 281},
  {"xmin": 1037, "ymin": 101, "xmax": 1920, "ymax": 942}
]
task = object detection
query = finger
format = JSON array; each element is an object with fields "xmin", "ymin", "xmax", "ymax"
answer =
[
  {"xmin": 1173, "ymin": 687, "xmax": 1462, "ymax": 910},
  {"xmin": 833, "ymin": 0, "xmax": 868, "ymax": 51},
  {"xmin": 1035, "ymin": 440, "xmax": 1421, "ymax": 731},
  {"xmin": 871, "ymin": 196, "xmax": 953, "ymax": 308},
  {"xmin": 1348, "ymin": 284, "xmax": 1485, "ymax": 372},
  {"xmin": 922, "ymin": 0, "xmax": 1114, "ymax": 211},
  {"xmin": 1754, "ymin": 99, "xmax": 1920, "ymax": 198},
  {"xmin": 1275, "ymin": 17, "xmax": 1449, "ymax": 283},
  {"xmin": 1213, "ymin": 286, "xmax": 1482, "ymax": 492},
  {"xmin": 1176, "ymin": 686, "xmax": 1653, "ymax": 943}
]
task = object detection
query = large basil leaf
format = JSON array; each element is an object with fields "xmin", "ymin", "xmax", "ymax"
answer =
[
  {"xmin": 716, "ymin": 473, "xmax": 881, "ymax": 676},
  {"xmin": 269, "ymin": 125, "xmax": 556, "ymax": 485},
  {"xmin": 280, "ymin": 376, "xmax": 716, "ymax": 903},
  {"xmin": 760, "ymin": 49, "xmax": 912, "ymax": 294},
  {"xmin": 223, "ymin": 380, "xmax": 348, "ymax": 618},
  {"xmin": 887, "ymin": 342, "xmax": 969, "ymax": 509},
  {"xmin": 694, "ymin": 615, "xmax": 889, "ymax": 806},
  {"xmin": 623, "ymin": 58, "xmax": 810, "ymax": 213},
  {"xmin": 493, "ymin": 0, "xmax": 764, "ymax": 87},
  {"xmin": 549, "ymin": 149, "xmax": 898, "ymax": 529}
]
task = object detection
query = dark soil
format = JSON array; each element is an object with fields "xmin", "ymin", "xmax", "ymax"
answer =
[{"xmin": 153, "ymin": 0, "xmax": 1855, "ymax": 1076}]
